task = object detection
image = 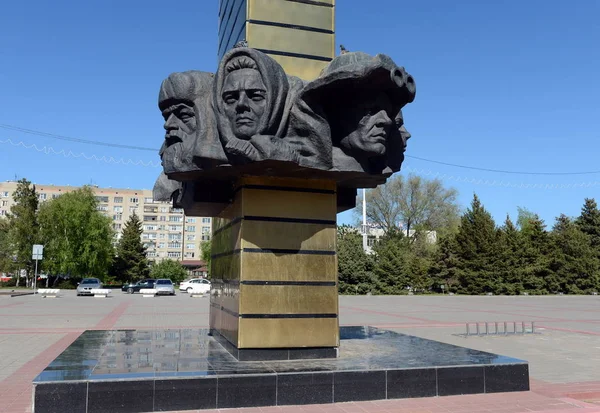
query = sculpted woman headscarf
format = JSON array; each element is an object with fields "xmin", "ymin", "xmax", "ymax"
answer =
[{"xmin": 213, "ymin": 47, "xmax": 331, "ymax": 169}]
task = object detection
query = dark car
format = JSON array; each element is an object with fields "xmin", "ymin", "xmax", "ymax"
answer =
[{"xmin": 122, "ymin": 279, "xmax": 156, "ymax": 294}]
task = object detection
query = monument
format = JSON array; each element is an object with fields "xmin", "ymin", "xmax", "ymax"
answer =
[{"xmin": 32, "ymin": 1, "xmax": 529, "ymax": 412}]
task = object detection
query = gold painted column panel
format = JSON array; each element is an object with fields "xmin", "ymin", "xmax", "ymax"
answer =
[{"xmin": 209, "ymin": 176, "xmax": 339, "ymax": 350}]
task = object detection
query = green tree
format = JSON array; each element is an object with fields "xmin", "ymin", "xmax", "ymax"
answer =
[
  {"xmin": 429, "ymin": 235, "xmax": 459, "ymax": 293},
  {"xmin": 150, "ymin": 259, "xmax": 188, "ymax": 283},
  {"xmin": 373, "ymin": 232, "xmax": 410, "ymax": 294},
  {"xmin": 7, "ymin": 179, "xmax": 39, "ymax": 286},
  {"xmin": 0, "ymin": 219, "xmax": 13, "ymax": 274},
  {"xmin": 200, "ymin": 240, "xmax": 212, "ymax": 277},
  {"xmin": 337, "ymin": 225, "xmax": 374, "ymax": 294},
  {"xmin": 38, "ymin": 187, "xmax": 114, "ymax": 279},
  {"xmin": 114, "ymin": 213, "xmax": 149, "ymax": 282},
  {"xmin": 454, "ymin": 194, "xmax": 500, "ymax": 294},
  {"xmin": 550, "ymin": 214, "xmax": 599, "ymax": 294},
  {"xmin": 519, "ymin": 216, "xmax": 551, "ymax": 294},
  {"xmin": 362, "ymin": 174, "xmax": 460, "ymax": 238},
  {"xmin": 576, "ymin": 198, "xmax": 600, "ymax": 249},
  {"xmin": 497, "ymin": 215, "xmax": 524, "ymax": 294},
  {"xmin": 516, "ymin": 207, "xmax": 537, "ymax": 232}
]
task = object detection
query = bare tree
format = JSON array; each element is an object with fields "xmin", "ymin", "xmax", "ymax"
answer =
[{"xmin": 360, "ymin": 174, "xmax": 461, "ymax": 237}]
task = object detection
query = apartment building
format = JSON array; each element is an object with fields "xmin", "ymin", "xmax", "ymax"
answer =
[{"xmin": 0, "ymin": 181, "xmax": 211, "ymax": 269}]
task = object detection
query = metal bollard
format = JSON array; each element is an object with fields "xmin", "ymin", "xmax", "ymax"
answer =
[
  {"xmin": 513, "ymin": 321, "xmax": 517, "ymax": 334},
  {"xmin": 476, "ymin": 323, "xmax": 480, "ymax": 336},
  {"xmin": 504, "ymin": 321, "xmax": 507, "ymax": 335},
  {"xmin": 466, "ymin": 323, "xmax": 470, "ymax": 336},
  {"xmin": 494, "ymin": 322, "xmax": 498, "ymax": 335},
  {"xmin": 485, "ymin": 322, "xmax": 489, "ymax": 335},
  {"xmin": 522, "ymin": 321, "xmax": 526, "ymax": 334},
  {"xmin": 531, "ymin": 321, "xmax": 535, "ymax": 334}
]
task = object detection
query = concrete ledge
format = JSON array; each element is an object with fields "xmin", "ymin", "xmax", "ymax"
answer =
[
  {"xmin": 139, "ymin": 288, "xmax": 157, "ymax": 297},
  {"xmin": 37, "ymin": 289, "xmax": 60, "ymax": 298},
  {"xmin": 90, "ymin": 289, "xmax": 112, "ymax": 298}
]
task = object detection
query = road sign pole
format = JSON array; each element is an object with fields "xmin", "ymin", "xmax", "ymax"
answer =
[{"xmin": 34, "ymin": 258, "xmax": 38, "ymax": 295}]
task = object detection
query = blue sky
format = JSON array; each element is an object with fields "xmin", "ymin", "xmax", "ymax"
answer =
[{"xmin": 1, "ymin": 0, "xmax": 599, "ymax": 228}]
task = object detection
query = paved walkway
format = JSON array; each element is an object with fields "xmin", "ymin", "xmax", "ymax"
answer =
[{"xmin": 1, "ymin": 293, "xmax": 600, "ymax": 413}]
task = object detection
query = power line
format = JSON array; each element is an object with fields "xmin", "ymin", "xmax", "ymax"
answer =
[
  {"xmin": 405, "ymin": 155, "xmax": 600, "ymax": 176},
  {"xmin": 0, "ymin": 124, "xmax": 158, "ymax": 152},
  {"xmin": 2, "ymin": 122, "xmax": 600, "ymax": 176}
]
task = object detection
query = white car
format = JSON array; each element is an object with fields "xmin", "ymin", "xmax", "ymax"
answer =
[
  {"xmin": 179, "ymin": 278, "xmax": 211, "ymax": 294},
  {"xmin": 155, "ymin": 279, "xmax": 176, "ymax": 295}
]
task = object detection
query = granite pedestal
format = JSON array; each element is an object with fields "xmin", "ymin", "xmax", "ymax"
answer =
[{"xmin": 33, "ymin": 326, "xmax": 529, "ymax": 413}]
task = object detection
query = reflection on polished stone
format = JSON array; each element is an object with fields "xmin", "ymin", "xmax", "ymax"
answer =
[
  {"xmin": 34, "ymin": 327, "xmax": 524, "ymax": 382},
  {"xmin": 33, "ymin": 327, "xmax": 529, "ymax": 412}
]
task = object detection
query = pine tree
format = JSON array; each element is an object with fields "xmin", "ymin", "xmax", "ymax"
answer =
[
  {"xmin": 454, "ymin": 194, "xmax": 500, "ymax": 294},
  {"xmin": 337, "ymin": 225, "xmax": 374, "ymax": 294},
  {"xmin": 576, "ymin": 198, "xmax": 600, "ymax": 250},
  {"xmin": 115, "ymin": 214, "xmax": 150, "ymax": 282},
  {"xmin": 520, "ymin": 216, "xmax": 551, "ymax": 294},
  {"xmin": 7, "ymin": 179, "xmax": 39, "ymax": 286},
  {"xmin": 429, "ymin": 235, "xmax": 460, "ymax": 293},
  {"xmin": 550, "ymin": 214, "xmax": 599, "ymax": 294},
  {"xmin": 373, "ymin": 233, "xmax": 410, "ymax": 294},
  {"xmin": 497, "ymin": 215, "xmax": 524, "ymax": 294}
]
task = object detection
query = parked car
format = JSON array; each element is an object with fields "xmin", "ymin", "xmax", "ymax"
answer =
[
  {"xmin": 77, "ymin": 278, "xmax": 103, "ymax": 296},
  {"xmin": 155, "ymin": 279, "xmax": 176, "ymax": 295},
  {"xmin": 122, "ymin": 279, "xmax": 156, "ymax": 294},
  {"xmin": 179, "ymin": 278, "xmax": 210, "ymax": 293}
]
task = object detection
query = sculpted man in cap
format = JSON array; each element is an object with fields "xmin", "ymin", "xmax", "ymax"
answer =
[
  {"xmin": 303, "ymin": 52, "xmax": 416, "ymax": 175},
  {"xmin": 213, "ymin": 46, "xmax": 331, "ymax": 169},
  {"xmin": 154, "ymin": 70, "xmax": 227, "ymax": 202}
]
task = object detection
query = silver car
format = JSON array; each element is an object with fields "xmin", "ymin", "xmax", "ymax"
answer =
[
  {"xmin": 155, "ymin": 279, "xmax": 175, "ymax": 295},
  {"xmin": 76, "ymin": 278, "xmax": 102, "ymax": 296}
]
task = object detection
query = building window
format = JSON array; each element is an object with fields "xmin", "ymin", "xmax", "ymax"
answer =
[
  {"xmin": 130, "ymin": 197, "xmax": 139, "ymax": 203},
  {"xmin": 169, "ymin": 225, "xmax": 181, "ymax": 231},
  {"xmin": 114, "ymin": 206, "xmax": 123, "ymax": 212},
  {"xmin": 144, "ymin": 224, "xmax": 157, "ymax": 231},
  {"xmin": 129, "ymin": 206, "xmax": 138, "ymax": 213},
  {"xmin": 143, "ymin": 215, "xmax": 157, "ymax": 222},
  {"xmin": 201, "ymin": 235, "xmax": 211, "ymax": 241},
  {"xmin": 170, "ymin": 207, "xmax": 183, "ymax": 213},
  {"xmin": 159, "ymin": 216, "xmax": 166, "ymax": 221},
  {"xmin": 168, "ymin": 242, "xmax": 182, "ymax": 249},
  {"xmin": 52, "ymin": 194, "xmax": 60, "ymax": 199},
  {"xmin": 185, "ymin": 252, "xmax": 195, "ymax": 258},
  {"xmin": 186, "ymin": 234, "xmax": 196, "ymax": 241},
  {"xmin": 39, "ymin": 193, "xmax": 47, "ymax": 200},
  {"xmin": 168, "ymin": 233, "xmax": 182, "ymax": 241},
  {"xmin": 1, "ymin": 200, "xmax": 7, "ymax": 206},
  {"xmin": 186, "ymin": 243, "xmax": 195, "ymax": 250},
  {"xmin": 143, "ymin": 233, "xmax": 157, "ymax": 240},
  {"xmin": 168, "ymin": 252, "xmax": 181, "ymax": 258},
  {"xmin": 95, "ymin": 196, "xmax": 109, "ymax": 203},
  {"xmin": 185, "ymin": 226, "xmax": 195, "ymax": 232},
  {"xmin": 158, "ymin": 242, "xmax": 165, "ymax": 249},
  {"xmin": 186, "ymin": 217, "xmax": 196, "ymax": 223},
  {"xmin": 114, "ymin": 196, "xmax": 123, "ymax": 203},
  {"xmin": 169, "ymin": 216, "xmax": 183, "ymax": 222},
  {"xmin": 97, "ymin": 205, "xmax": 109, "ymax": 211},
  {"xmin": 159, "ymin": 233, "xmax": 165, "ymax": 239},
  {"xmin": 202, "ymin": 217, "xmax": 211, "ymax": 224},
  {"xmin": 113, "ymin": 214, "xmax": 122, "ymax": 221},
  {"xmin": 1, "ymin": 191, "xmax": 9, "ymax": 198},
  {"xmin": 147, "ymin": 251, "xmax": 157, "ymax": 258},
  {"xmin": 144, "ymin": 197, "xmax": 154, "ymax": 203},
  {"xmin": 201, "ymin": 226, "xmax": 210, "ymax": 234},
  {"xmin": 113, "ymin": 224, "xmax": 122, "ymax": 231},
  {"xmin": 0, "ymin": 210, "xmax": 6, "ymax": 216},
  {"xmin": 160, "ymin": 207, "xmax": 168, "ymax": 213}
]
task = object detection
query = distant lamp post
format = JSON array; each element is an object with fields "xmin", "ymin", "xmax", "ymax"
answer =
[{"xmin": 440, "ymin": 284, "xmax": 445, "ymax": 294}]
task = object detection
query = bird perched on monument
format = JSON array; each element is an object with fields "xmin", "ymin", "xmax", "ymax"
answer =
[
  {"xmin": 234, "ymin": 39, "xmax": 249, "ymax": 48},
  {"xmin": 340, "ymin": 45, "xmax": 349, "ymax": 55}
]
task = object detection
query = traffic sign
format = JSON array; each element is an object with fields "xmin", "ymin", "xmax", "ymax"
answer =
[{"xmin": 32, "ymin": 244, "xmax": 44, "ymax": 260}]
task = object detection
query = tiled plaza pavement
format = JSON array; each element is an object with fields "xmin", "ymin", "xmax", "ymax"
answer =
[{"xmin": 1, "ymin": 292, "xmax": 600, "ymax": 413}]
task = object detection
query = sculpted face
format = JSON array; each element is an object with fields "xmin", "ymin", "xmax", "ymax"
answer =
[
  {"xmin": 395, "ymin": 109, "xmax": 411, "ymax": 153},
  {"xmin": 160, "ymin": 102, "xmax": 197, "ymax": 158},
  {"xmin": 222, "ymin": 69, "xmax": 267, "ymax": 140},
  {"xmin": 339, "ymin": 93, "xmax": 393, "ymax": 159}
]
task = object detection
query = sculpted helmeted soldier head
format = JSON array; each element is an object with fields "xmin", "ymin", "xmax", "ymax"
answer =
[
  {"xmin": 303, "ymin": 51, "xmax": 416, "ymax": 175},
  {"xmin": 158, "ymin": 70, "xmax": 226, "ymax": 174}
]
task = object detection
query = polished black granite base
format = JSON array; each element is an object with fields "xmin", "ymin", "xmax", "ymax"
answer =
[{"xmin": 33, "ymin": 327, "xmax": 529, "ymax": 413}]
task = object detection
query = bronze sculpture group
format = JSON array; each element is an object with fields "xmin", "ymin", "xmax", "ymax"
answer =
[{"xmin": 154, "ymin": 45, "xmax": 416, "ymax": 213}]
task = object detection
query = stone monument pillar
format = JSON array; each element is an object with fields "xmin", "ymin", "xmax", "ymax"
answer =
[
  {"xmin": 209, "ymin": 176, "xmax": 339, "ymax": 359},
  {"xmin": 154, "ymin": 45, "xmax": 416, "ymax": 360}
]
